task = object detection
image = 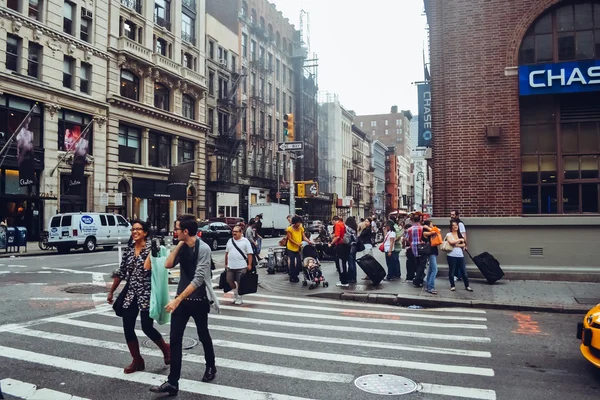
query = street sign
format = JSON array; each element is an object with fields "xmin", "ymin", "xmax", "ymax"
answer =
[{"xmin": 278, "ymin": 141, "xmax": 303, "ymax": 152}]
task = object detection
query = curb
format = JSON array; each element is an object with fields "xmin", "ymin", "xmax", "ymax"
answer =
[
  {"xmin": 0, "ymin": 251, "xmax": 55, "ymax": 258},
  {"xmin": 308, "ymin": 291, "xmax": 591, "ymax": 314}
]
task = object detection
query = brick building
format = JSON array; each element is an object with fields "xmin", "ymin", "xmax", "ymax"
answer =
[
  {"xmin": 425, "ymin": 0, "xmax": 600, "ymax": 268},
  {"xmin": 354, "ymin": 106, "xmax": 413, "ymax": 158}
]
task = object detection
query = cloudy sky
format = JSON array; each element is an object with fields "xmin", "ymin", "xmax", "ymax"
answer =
[{"xmin": 271, "ymin": 0, "xmax": 428, "ymax": 115}]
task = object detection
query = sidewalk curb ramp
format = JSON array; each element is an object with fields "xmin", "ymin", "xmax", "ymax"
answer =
[{"xmin": 308, "ymin": 291, "xmax": 591, "ymax": 314}]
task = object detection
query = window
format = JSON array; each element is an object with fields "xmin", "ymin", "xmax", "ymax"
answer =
[
  {"xmin": 371, "ymin": 121, "xmax": 377, "ymax": 127},
  {"xmin": 396, "ymin": 129, "xmax": 401, "ymax": 135},
  {"xmin": 288, "ymin": 95, "xmax": 292, "ymax": 113},
  {"xmin": 118, "ymin": 125, "xmax": 141, "ymax": 164},
  {"xmin": 242, "ymin": 34, "xmax": 248, "ymax": 58},
  {"xmin": 182, "ymin": 94, "xmax": 194, "ymax": 119},
  {"xmin": 276, "ymin": 59, "xmax": 280, "ymax": 80},
  {"xmin": 208, "ymin": 108, "xmax": 214, "ymax": 131},
  {"xmin": 99, "ymin": 215, "xmax": 107, "ymax": 226},
  {"xmin": 250, "ymin": 40, "xmax": 256, "ymax": 61},
  {"xmin": 154, "ymin": 0, "xmax": 171, "ymax": 30},
  {"xmin": 156, "ymin": 37, "xmax": 167, "ymax": 56},
  {"xmin": 29, "ymin": 0, "xmax": 41, "ymax": 20},
  {"xmin": 385, "ymin": 120, "xmax": 389, "ymax": 126},
  {"xmin": 6, "ymin": 35, "xmax": 19, "ymax": 72},
  {"xmin": 282, "ymin": 96, "xmax": 286, "ymax": 115},
  {"xmin": 178, "ymin": 139, "xmax": 194, "ymax": 163},
  {"xmin": 218, "ymin": 111, "xmax": 229, "ymax": 136},
  {"xmin": 282, "ymin": 65, "xmax": 286, "ymax": 83},
  {"xmin": 121, "ymin": 0, "xmax": 142, "ymax": 14},
  {"xmin": 250, "ymin": 8, "xmax": 256, "ymax": 24},
  {"xmin": 183, "ymin": 52, "xmax": 193, "ymax": 69},
  {"xmin": 217, "ymin": 47, "xmax": 223, "ymax": 61},
  {"xmin": 276, "ymin": 88, "xmax": 280, "ymax": 109},
  {"xmin": 58, "ymin": 109, "xmax": 93, "ymax": 155},
  {"xmin": 276, "ymin": 32, "xmax": 281, "ymax": 48},
  {"xmin": 385, "ymin": 129, "xmax": 389, "ymax": 135},
  {"xmin": 79, "ymin": 62, "xmax": 91, "ymax": 94},
  {"xmin": 0, "ymin": 95, "xmax": 43, "ymax": 148},
  {"xmin": 7, "ymin": 0, "xmax": 19, "ymax": 11},
  {"xmin": 154, "ymin": 83, "xmax": 169, "ymax": 110},
  {"xmin": 63, "ymin": 1, "xmax": 74, "ymax": 35},
  {"xmin": 123, "ymin": 19, "xmax": 137, "ymax": 41},
  {"xmin": 208, "ymin": 70, "xmax": 215, "ymax": 96},
  {"xmin": 268, "ymin": 53, "xmax": 273, "ymax": 71},
  {"xmin": 241, "ymin": 110, "xmax": 247, "ymax": 132},
  {"xmin": 181, "ymin": 12, "xmax": 195, "ymax": 44},
  {"xmin": 120, "ymin": 70, "xmax": 139, "ymax": 100},
  {"xmin": 27, "ymin": 43, "xmax": 42, "ymax": 78},
  {"xmin": 80, "ymin": 11, "xmax": 91, "ymax": 42},
  {"xmin": 231, "ymin": 55, "xmax": 236, "ymax": 71},
  {"xmin": 360, "ymin": 121, "xmax": 364, "ymax": 128},
  {"xmin": 63, "ymin": 56, "xmax": 74, "ymax": 89},
  {"xmin": 268, "ymin": 83, "xmax": 272, "ymax": 103},
  {"xmin": 520, "ymin": 2, "xmax": 600, "ymax": 64},
  {"xmin": 208, "ymin": 40, "xmax": 215, "ymax": 59},
  {"xmin": 107, "ymin": 215, "xmax": 116, "ymax": 226},
  {"xmin": 149, "ymin": 132, "xmax": 171, "ymax": 168}
]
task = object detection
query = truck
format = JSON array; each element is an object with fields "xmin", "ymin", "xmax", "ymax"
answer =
[{"xmin": 249, "ymin": 203, "xmax": 289, "ymax": 237}]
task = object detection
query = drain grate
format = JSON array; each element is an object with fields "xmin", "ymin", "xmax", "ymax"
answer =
[
  {"xmin": 63, "ymin": 285, "xmax": 108, "ymax": 294},
  {"xmin": 143, "ymin": 336, "xmax": 198, "ymax": 350},
  {"xmin": 354, "ymin": 374, "xmax": 419, "ymax": 396}
]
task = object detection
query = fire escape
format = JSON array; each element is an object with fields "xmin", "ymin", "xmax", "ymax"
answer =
[
  {"xmin": 215, "ymin": 68, "xmax": 246, "ymax": 183},
  {"xmin": 249, "ymin": 56, "xmax": 273, "ymax": 181}
]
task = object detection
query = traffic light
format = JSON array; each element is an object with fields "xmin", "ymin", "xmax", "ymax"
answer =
[{"xmin": 283, "ymin": 113, "xmax": 294, "ymax": 141}]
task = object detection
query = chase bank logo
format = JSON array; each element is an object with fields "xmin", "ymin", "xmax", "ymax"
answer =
[
  {"xmin": 81, "ymin": 215, "xmax": 93, "ymax": 224},
  {"xmin": 422, "ymin": 130, "xmax": 432, "ymax": 141}
]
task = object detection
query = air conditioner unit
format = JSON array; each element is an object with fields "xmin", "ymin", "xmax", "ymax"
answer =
[{"xmin": 81, "ymin": 8, "xmax": 93, "ymax": 19}]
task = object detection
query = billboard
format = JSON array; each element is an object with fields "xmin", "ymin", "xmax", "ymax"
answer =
[{"xmin": 16, "ymin": 116, "xmax": 35, "ymax": 186}]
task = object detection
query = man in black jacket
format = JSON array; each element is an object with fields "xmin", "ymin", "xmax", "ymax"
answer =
[{"xmin": 150, "ymin": 214, "xmax": 216, "ymax": 396}]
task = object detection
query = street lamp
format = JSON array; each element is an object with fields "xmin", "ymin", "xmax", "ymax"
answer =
[{"xmin": 416, "ymin": 171, "xmax": 425, "ymax": 212}]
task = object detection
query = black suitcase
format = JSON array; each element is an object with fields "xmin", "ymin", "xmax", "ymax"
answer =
[
  {"xmin": 239, "ymin": 271, "xmax": 259, "ymax": 295},
  {"xmin": 356, "ymin": 254, "xmax": 387, "ymax": 286},
  {"xmin": 466, "ymin": 251, "xmax": 504, "ymax": 284}
]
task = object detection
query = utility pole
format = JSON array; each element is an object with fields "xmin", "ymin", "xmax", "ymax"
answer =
[{"xmin": 289, "ymin": 154, "xmax": 295, "ymax": 216}]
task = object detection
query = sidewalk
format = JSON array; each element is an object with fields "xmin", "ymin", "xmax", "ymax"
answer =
[
  {"xmin": 257, "ymin": 250, "xmax": 600, "ymax": 314},
  {"xmin": 0, "ymin": 242, "xmax": 54, "ymax": 258}
]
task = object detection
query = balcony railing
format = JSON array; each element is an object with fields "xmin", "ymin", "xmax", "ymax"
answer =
[
  {"xmin": 154, "ymin": 15, "xmax": 171, "ymax": 31},
  {"xmin": 118, "ymin": 37, "xmax": 153, "ymax": 64},
  {"xmin": 121, "ymin": 0, "xmax": 142, "ymax": 14}
]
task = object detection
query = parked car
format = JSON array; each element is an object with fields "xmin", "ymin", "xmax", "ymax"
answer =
[
  {"xmin": 208, "ymin": 217, "xmax": 244, "ymax": 230},
  {"xmin": 577, "ymin": 303, "xmax": 600, "ymax": 368},
  {"xmin": 307, "ymin": 220, "xmax": 323, "ymax": 233},
  {"xmin": 198, "ymin": 222, "xmax": 232, "ymax": 251}
]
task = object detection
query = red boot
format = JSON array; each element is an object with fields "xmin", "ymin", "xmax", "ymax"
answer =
[
  {"xmin": 124, "ymin": 341, "xmax": 145, "ymax": 374},
  {"xmin": 154, "ymin": 338, "xmax": 171, "ymax": 365}
]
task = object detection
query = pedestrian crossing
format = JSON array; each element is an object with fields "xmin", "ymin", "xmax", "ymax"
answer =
[{"xmin": 0, "ymin": 290, "xmax": 497, "ymax": 400}]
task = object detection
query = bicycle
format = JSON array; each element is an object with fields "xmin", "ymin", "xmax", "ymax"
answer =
[{"xmin": 38, "ymin": 231, "xmax": 55, "ymax": 251}]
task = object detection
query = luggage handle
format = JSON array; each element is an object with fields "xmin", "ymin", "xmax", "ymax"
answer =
[{"xmin": 464, "ymin": 249, "xmax": 475, "ymax": 263}]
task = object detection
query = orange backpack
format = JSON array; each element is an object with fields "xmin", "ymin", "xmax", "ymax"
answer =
[{"xmin": 430, "ymin": 226, "xmax": 443, "ymax": 247}]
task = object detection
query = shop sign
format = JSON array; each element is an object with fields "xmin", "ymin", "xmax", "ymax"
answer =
[
  {"xmin": 519, "ymin": 60, "xmax": 600, "ymax": 96},
  {"xmin": 114, "ymin": 193, "xmax": 123, "ymax": 206},
  {"xmin": 417, "ymin": 83, "xmax": 432, "ymax": 147},
  {"xmin": 100, "ymin": 193, "xmax": 109, "ymax": 206}
]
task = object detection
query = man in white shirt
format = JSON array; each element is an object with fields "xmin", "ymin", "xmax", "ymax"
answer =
[{"xmin": 225, "ymin": 226, "xmax": 253, "ymax": 305}]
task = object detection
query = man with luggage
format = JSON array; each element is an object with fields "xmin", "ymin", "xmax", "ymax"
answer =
[
  {"xmin": 406, "ymin": 215, "xmax": 428, "ymax": 287},
  {"xmin": 329, "ymin": 216, "xmax": 349, "ymax": 288},
  {"xmin": 150, "ymin": 215, "xmax": 216, "ymax": 396}
]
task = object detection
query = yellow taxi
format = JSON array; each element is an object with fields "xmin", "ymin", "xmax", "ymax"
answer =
[{"xmin": 577, "ymin": 303, "xmax": 600, "ymax": 368}]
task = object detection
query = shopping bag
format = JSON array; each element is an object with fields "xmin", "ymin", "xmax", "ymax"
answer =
[
  {"xmin": 150, "ymin": 246, "xmax": 171, "ymax": 325},
  {"xmin": 219, "ymin": 270, "xmax": 232, "ymax": 293},
  {"xmin": 238, "ymin": 271, "xmax": 258, "ymax": 295}
]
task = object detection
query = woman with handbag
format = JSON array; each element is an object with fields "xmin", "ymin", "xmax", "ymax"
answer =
[
  {"xmin": 382, "ymin": 221, "xmax": 398, "ymax": 281},
  {"xmin": 225, "ymin": 226, "xmax": 253, "ymax": 305},
  {"xmin": 445, "ymin": 221, "xmax": 473, "ymax": 292},
  {"xmin": 107, "ymin": 220, "xmax": 170, "ymax": 374}
]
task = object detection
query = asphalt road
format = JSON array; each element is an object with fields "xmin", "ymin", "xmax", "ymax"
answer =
[{"xmin": 0, "ymin": 238, "xmax": 599, "ymax": 399}]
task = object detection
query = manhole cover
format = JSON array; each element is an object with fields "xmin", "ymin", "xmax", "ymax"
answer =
[
  {"xmin": 354, "ymin": 374, "xmax": 419, "ymax": 396},
  {"xmin": 143, "ymin": 336, "xmax": 198, "ymax": 350},
  {"xmin": 63, "ymin": 285, "xmax": 108, "ymax": 294}
]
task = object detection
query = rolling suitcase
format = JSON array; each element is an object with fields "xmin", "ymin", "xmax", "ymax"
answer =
[
  {"xmin": 356, "ymin": 254, "xmax": 386, "ymax": 286},
  {"xmin": 466, "ymin": 251, "xmax": 504, "ymax": 284},
  {"xmin": 238, "ymin": 271, "xmax": 259, "ymax": 295}
]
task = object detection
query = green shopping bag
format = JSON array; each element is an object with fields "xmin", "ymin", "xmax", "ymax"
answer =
[{"xmin": 149, "ymin": 246, "xmax": 171, "ymax": 325}]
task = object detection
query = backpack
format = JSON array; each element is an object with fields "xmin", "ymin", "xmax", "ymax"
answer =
[
  {"xmin": 430, "ymin": 226, "xmax": 443, "ymax": 247},
  {"xmin": 343, "ymin": 225, "xmax": 355, "ymax": 244}
]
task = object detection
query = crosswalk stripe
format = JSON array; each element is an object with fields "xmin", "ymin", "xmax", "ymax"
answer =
[
  {"xmin": 22, "ymin": 323, "xmax": 354, "ymax": 383},
  {"xmin": 216, "ymin": 292, "xmax": 488, "ymax": 314},
  {"xmin": 420, "ymin": 383, "xmax": 497, "ymax": 400},
  {"xmin": 0, "ymin": 345, "xmax": 316, "ymax": 400},
  {"xmin": 216, "ymin": 304, "xmax": 488, "ymax": 330},
  {"xmin": 214, "ymin": 295, "xmax": 488, "ymax": 321},
  {"xmin": 0, "ymin": 378, "xmax": 91, "ymax": 400}
]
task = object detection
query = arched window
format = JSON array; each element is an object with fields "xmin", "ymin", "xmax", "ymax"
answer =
[
  {"xmin": 282, "ymin": 37, "xmax": 287, "ymax": 53},
  {"xmin": 268, "ymin": 24, "xmax": 273, "ymax": 40},
  {"xmin": 182, "ymin": 94, "xmax": 194, "ymax": 119},
  {"xmin": 259, "ymin": 16, "xmax": 265, "ymax": 30},
  {"xmin": 154, "ymin": 82, "xmax": 170, "ymax": 111},
  {"xmin": 250, "ymin": 9, "xmax": 256, "ymax": 24},
  {"xmin": 241, "ymin": 1, "xmax": 248, "ymax": 18},
  {"xmin": 276, "ymin": 31, "xmax": 281, "ymax": 48},
  {"xmin": 120, "ymin": 70, "xmax": 139, "ymax": 101},
  {"xmin": 518, "ymin": 2, "xmax": 600, "ymax": 215}
]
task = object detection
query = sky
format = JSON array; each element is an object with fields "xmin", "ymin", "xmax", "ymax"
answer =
[{"xmin": 271, "ymin": 0, "xmax": 428, "ymax": 115}]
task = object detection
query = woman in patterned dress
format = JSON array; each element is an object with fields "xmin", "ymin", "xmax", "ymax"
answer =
[{"xmin": 107, "ymin": 219, "xmax": 170, "ymax": 374}]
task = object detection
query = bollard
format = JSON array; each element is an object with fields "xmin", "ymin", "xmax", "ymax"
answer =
[{"xmin": 117, "ymin": 237, "xmax": 122, "ymax": 263}]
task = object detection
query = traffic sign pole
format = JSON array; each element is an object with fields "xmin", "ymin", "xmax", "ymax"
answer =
[{"xmin": 289, "ymin": 154, "xmax": 295, "ymax": 217}]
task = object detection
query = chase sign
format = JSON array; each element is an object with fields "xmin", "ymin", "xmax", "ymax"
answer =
[{"xmin": 519, "ymin": 60, "xmax": 600, "ymax": 96}]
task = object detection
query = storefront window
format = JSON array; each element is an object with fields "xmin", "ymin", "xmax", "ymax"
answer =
[
  {"xmin": 5, "ymin": 170, "xmax": 28, "ymax": 195},
  {"xmin": 178, "ymin": 139, "xmax": 194, "ymax": 164},
  {"xmin": 118, "ymin": 125, "xmax": 141, "ymax": 164},
  {"xmin": 149, "ymin": 132, "xmax": 171, "ymax": 168},
  {"xmin": 0, "ymin": 95, "xmax": 42, "ymax": 148},
  {"xmin": 58, "ymin": 109, "xmax": 93, "ymax": 154}
]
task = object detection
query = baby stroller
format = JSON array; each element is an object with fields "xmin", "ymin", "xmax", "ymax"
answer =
[{"xmin": 301, "ymin": 244, "xmax": 329, "ymax": 289}]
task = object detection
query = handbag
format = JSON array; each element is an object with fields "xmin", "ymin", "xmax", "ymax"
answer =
[
  {"xmin": 378, "ymin": 232, "xmax": 390, "ymax": 252},
  {"xmin": 440, "ymin": 235, "xmax": 454, "ymax": 253},
  {"xmin": 417, "ymin": 242, "xmax": 432, "ymax": 257},
  {"xmin": 218, "ymin": 270, "xmax": 232, "ymax": 293},
  {"xmin": 278, "ymin": 237, "xmax": 288, "ymax": 247},
  {"xmin": 238, "ymin": 270, "xmax": 258, "ymax": 295},
  {"xmin": 112, "ymin": 281, "xmax": 130, "ymax": 317}
]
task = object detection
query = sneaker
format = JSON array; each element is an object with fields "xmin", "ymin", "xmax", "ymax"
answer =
[
  {"xmin": 234, "ymin": 297, "xmax": 243, "ymax": 305},
  {"xmin": 150, "ymin": 381, "xmax": 179, "ymax": 396},
  {"xmin": 341, "ymin": 283, "xmax": 350, "ymax": 288},
  {"xmin": 336, "ymin": 281, "xmax": 344, "ymax": 287},
  {"xmin": 454, "ymin": 276, "xmax": 458, "ymax": 282}
]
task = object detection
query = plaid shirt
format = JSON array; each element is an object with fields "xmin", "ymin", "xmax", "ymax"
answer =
[{"xmin": 407, "ymin": 224, "xmax": 424, "ymax": 256}]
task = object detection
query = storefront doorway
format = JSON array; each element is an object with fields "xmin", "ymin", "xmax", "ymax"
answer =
[
  {"xmin": 0, "ymin": 169, "xmax": 43, "ymax": 240},
  {"xmin": 60, "ymin": 175, "xmax": 88, "ymax": 213}
]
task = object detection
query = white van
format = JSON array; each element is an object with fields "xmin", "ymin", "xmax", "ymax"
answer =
[{"xmin": 47, "ymin": 213, "xmax": 131, "ymax": 254}]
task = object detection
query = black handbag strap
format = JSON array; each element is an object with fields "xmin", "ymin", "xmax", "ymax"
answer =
[{"xmin": 230, "ymin": 239, "xmax": 248, "ymax": 262}]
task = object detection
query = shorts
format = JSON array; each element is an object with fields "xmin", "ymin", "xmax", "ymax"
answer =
[{"xmin": 227, "ymin": 268, "xmax": 245, "ymax": 287}]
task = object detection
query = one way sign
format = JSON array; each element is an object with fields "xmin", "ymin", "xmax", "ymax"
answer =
[{"xmin": 278, "ymin": 141, "xmax": 304, "ymax": 152}]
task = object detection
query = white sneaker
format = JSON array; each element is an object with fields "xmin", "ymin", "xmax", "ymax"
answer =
[
  {"xmin": 341, "ymin": 283, "xmax": 350, "ymax": 288},
  {"xmin": 336, "ymin": 281, "xmax": 343, "ymax": 287},
  {"xmin": 234, "ymin": 296, "xmax": 243, "ymax": 305}
]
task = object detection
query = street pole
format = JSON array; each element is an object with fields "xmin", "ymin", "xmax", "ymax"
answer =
[
  {"xmin": 422, "ymin": 175, "xmax": 425, "ymax": 213},
  {"xmin": 276, "ymin": 153, "xmax": 280, "ymax": 204},
  {"xmin": 289, "ymin": 154, "xmax": 295, "ymax": 216}
]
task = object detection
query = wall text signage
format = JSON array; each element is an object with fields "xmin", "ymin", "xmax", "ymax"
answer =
[{"xmin": 519, "ymin": 60, "xmax": 600, "ymax": 96}]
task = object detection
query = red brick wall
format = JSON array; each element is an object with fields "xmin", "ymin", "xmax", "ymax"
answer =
[{"xmin": 427, "ymin": 0, "xmax": 563, "ymax": 217}]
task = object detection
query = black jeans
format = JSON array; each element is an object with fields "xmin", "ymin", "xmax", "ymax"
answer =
[
  {"xmin": 406, "ymin": 248, "xmax": 416, "ymax": 280},
  {"xmin": 287, "ymin": 249, "xmax": 301, "ymax": 278},
  {"xmin": 122, "ymin": 298, "xmax": 162, "ymax": 343},
  {"xmin": 448, "ymin": 256, "xmax": 470, "ymax": 288},
  {"xmin": 335, "ymin": 243, "xmax": 350, "ymax": 284},
  {"xmin": 412, "ymin": 254, "xmax": 428, "ymax": 286},
  {"xmin": 168, "ymin": 300, "xmax": 215, "ymax": 386}
]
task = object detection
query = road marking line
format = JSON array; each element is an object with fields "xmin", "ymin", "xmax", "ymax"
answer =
[
  {"xmin": 84, "ymin": 263, "xmax": 118, "ymax": 270},
  {"xmin": 18, "ymin": 325, "xmax": 353, "ymax": 383},
  {"xmin": 42, "ymin": 267, "xmax": 109, "ymax": 275},
  {"xmin": 211, "ymin": 304, "xmax": 487, "ymax": 330},
  {"xmin": 212, "ymin": 295, "xmax": 487, "ymax": 321},
  {"xmin": 30, "ymin": 298, "xmax": 83, "ymax": 301},
  {"xmin": 420, "ymin": 383, "xmax": 496, "ymax": 400},
  {"xmin": 0, "ymin": 345, "xmax": 317, "ymax": 400},
  {"xmin": 216, "ymin": 292, "xmax": 488, "ymax": 314}
]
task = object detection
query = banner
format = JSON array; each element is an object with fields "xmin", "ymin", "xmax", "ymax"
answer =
[
  {"xmin": 16, "ymin": 116, "xmax": 35, "ymax": 186},
  {"xmin": 417, "ymin": 83, "xmax": 432, "ymax": 148},
  {"xmin": 167, "ymin": 162, "xmax": 194, "ymax": 200},
  {"xmin": 70, "ymin": 133, "xmax": 89, "ymax": 187}
]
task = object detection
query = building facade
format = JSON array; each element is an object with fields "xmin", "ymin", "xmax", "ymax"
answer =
[
  {"xmin": 384, "ymin": 148, "xmax": 400, "ymax": 216},
  {"xmin": 371, "ymin": 140, "xmax": 387, "ymax": 217},
  {"xmin": 351, "ymin": 124, "xmax": 373, "ymax": 219},
  {"xmin": 106, "ymin": 0, "xmax": 209, "ymax": 233},
  {"xmin": 354, "ymin": 106, "xmax": 413, "ymax": 158},
  {"xmin": 1, "ymin": 0, "xmax": 110, "ymax": 240},
  {"xmin": 425, "ymin": 0, "xmax": 600, "ymax": 267},
  {"xmin": 410, "ymin": 115, "xmax": 432, "ymax": 214}
]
